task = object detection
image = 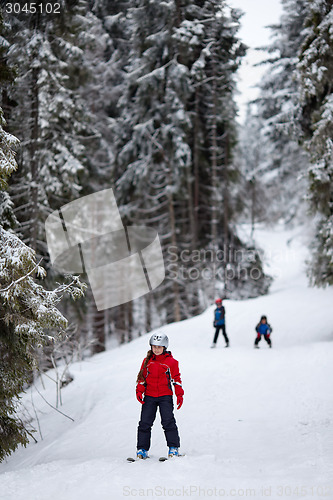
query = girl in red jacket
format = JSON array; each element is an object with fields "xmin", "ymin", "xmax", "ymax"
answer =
[{"xmin": 136, "ymin": 332, "xmax": 184, "ymax": 459}]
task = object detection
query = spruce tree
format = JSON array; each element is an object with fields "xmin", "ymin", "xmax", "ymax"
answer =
[
  {"xmin": 0, "ymin": 10, "xmax": 17, "ymax": 230},
  {"xmin": 0, "ymin": 10, "xmax": 86, "ymax": 459},
  {"xmin": 4, "ymin": 1, "xmax": 97, "ymax": 256},
  {"xmin": 246, "ymin": 0, "xmax": 310, "ymax": 224},
  {"xmin": 2, "ymin": 1, "xmax": 109, "ymax": 352},
  {"xmin": 297, "ymin": 0, "xmax": 333, "ymax": 285},
  {"xmin": 0, "ymin": 106, "xmax": 85, "ymax": 461},
  {"xmin": 114, "ymin": 0, "xmax": 269, "ymax": 323}
]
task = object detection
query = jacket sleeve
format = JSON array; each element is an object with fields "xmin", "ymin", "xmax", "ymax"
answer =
[
  {"xmin": 170, "ymin": 359, "xmax": 184, "ymax": 397},
  {"xmin": 136, "ymin": 358, "xmax": 146, "ymax": 396}
]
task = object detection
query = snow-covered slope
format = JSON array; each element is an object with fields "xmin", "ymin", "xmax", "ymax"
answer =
[{"xmin": 1, "ymin": 225, "xmax": 333, "ymax": 500}]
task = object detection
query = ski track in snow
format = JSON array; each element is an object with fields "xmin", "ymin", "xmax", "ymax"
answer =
[{"xmin": 1, "ymin": 225, "xmax": 333, "ymax": 500}]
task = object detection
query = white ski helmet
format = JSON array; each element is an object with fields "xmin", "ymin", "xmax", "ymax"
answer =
[{"xmin": 149, "ymin": 332, "xmax": 169, "ymax": 348}]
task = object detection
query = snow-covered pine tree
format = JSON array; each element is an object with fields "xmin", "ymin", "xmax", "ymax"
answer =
[
  {"xmin": 0, "ymin": 10, "xmax": 17, "ymax": 231},
  {"xmin": 237, "ymin": 105, "xmax": 268, "ymax": 232},
  {"xmin": 2, "ymin": 2, "xmax": 110, "ymax": 352},
  {"xmin": 191, "ymin": 0, "xmax": 246, "ymax": 296},
  {"xmin": 76, "ymin": 0, "xmax": 127, "ymax": 184},
  {"xmin": 4, "ymin": 1, "xmax": 97, "ymax": 256},
  {"xmin": 243, "ymin": 0, "xmax": 310, "ymax": 225},
  {"xmin": 113, "ymin": 0, "xmax": 269, "ymax": 325},
  {"xmin": 0, "ymin": 9, "xmax": 15, "ymax": 91},
  {"xmin": 296, "ymin": 0, "xmax": 333, "ymax": 285},
  {"xmin": 86, "ymin": 0, "xmax": 136, "ymax": 347},
  {"xmin": 0, "ymin": 105, "xmax": 85, "ymax": 461},
  {"xmin": 113, "ymin": 0, "xmax": 193, "ymax": 324},
  {"xmin": 172, "ymin": 0, "xmax": 269, "ymax": 300}
]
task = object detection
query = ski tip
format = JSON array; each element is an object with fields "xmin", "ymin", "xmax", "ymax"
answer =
[{"xmin": 127, "ymin": 457, "xmax": 136, "ymax": 462}]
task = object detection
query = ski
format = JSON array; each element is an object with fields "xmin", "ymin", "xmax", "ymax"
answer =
[
  {"xmin": 127, "ymin": 454, "xmax": 184, "ymax": 462},
  {"xmin": 159, "ymin": 454, "xmax": 185, "ymax": 461},
  {"xmin": 127, "ymin": 456, "xmax": 150, "ymax": 462}
]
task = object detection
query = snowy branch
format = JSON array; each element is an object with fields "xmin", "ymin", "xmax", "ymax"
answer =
[{"xmin": 0, "ymin": 258, "xmax": 43, "ymax": 294}]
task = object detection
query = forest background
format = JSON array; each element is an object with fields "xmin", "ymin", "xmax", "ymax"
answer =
[{"xmin": 0, "ymin": 0, "xmax": 332, "ymax": 461}]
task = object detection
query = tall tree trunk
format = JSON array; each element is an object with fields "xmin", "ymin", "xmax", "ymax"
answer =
[
  {"xmin": 115, "ymin": 303, "xmax": 126, "ymax": 344},
  {"xmin": 210, "ymin": 58, "xmax": 218, "ymax": 246},
  {"xmin": 166, "ymin": 163, "xmax": 181, "ymax": 323},
  {"xmin": 174, "ymin": 0, "xmax": 182, "ymax": 27},
  {"xmin": 92, "ymin": 307, "xmax": 106, "ymax": 354},
  {"xmin": 186, "ymin": 161, "xmax": 196, "ymax": 249},
  {"xmin": 223, "ymin": 132, "xmax": 229, "ymax": 253},
  {"xmin": 127, "ymin": 301, "xmax": 133, "ymax": 342},
  {"xmin": 193, "ymin": 87, "xmax": 200, "ymax": 247},
  {"xmin": 145, "ymin": 294, "xmax": 152, "ymax": 333},
  {"xmin": 250, "ymin": 177, "xmax": 256, "ymax": 239},
  {"xmin": 29, "ymin": 67, "xmax": 39, "ymax": 253}
]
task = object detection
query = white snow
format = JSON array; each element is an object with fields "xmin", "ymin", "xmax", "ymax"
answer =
[{"xmin": 1, "ymin": 225, "xmax": 333, "ymax": 500}]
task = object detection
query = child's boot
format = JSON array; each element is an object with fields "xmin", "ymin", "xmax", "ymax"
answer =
[{"xmin": 137, "ymin": 449, "xmax": 149, "ymax": 459}]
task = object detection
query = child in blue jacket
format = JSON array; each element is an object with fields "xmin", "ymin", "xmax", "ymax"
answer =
[
  {"xmin": 211, "ymin": 298, "xmax": 229, "ymax": 348},
  {"xmin": 254, "ymin": 315, "xmax": 272, "ymax": 348}
]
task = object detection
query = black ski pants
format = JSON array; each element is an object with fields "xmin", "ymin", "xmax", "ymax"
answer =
[
  {"xmin": 137, "ymin": 395, "xmax": 180, "ymax": 451},
  {"xmin": 255, "ymin": 333, "xmax": 271, "ymax": 346},
  {"xmin": 213, "ymin": 324, "xmax": 229, "ymax": 345}
]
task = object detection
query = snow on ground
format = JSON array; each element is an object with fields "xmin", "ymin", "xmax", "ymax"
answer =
[{"xmin": 1, "ymin": 225, "xmax": 333, "ymax": 500}]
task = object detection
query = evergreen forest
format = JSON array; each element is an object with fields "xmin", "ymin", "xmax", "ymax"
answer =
[{"xmin": 0, "ymin": 0, "xmax": 332, "ymax": 461}]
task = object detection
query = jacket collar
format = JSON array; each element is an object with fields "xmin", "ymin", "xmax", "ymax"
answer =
[{"xmin": 152, "ymin": 350, "xmax": 171, "ymax": 361}]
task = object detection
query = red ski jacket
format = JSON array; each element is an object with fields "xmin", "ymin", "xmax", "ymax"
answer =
[{"xmin": 136, "ymin": 351, "xmax": 184, "ymax": 399}]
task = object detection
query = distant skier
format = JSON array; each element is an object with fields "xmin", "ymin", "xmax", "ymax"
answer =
[
  {"xmin": 254, "ymin": 315, "xmax": 272, "ymax": 348},
  {"xmin": 211, "ymin": 298, "xmax": 229, "ymax": 348},
  {"xmin": 135, "ymin": 332, "xmax": 184, "ymax": 459}
]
